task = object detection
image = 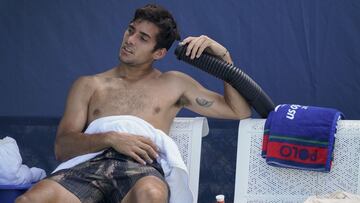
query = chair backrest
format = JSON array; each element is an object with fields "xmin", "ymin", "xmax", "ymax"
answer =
[
  {"xmin": 169, "ymin": 117, "xmax": 209, "ymax": 203},
  {"xmin": 234, "ymin": 118, "xmax": 360, "ymax": 203}
]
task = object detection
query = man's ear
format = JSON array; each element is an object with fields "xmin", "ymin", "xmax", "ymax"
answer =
[{"xmin": 153, "ymin": 48, "xmax": 167, "ymax": 60}]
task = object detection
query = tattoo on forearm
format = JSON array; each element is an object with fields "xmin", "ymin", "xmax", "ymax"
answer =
[{"xmin": 196, "ymin": 97, "xmax": 214, "ymax": 107}]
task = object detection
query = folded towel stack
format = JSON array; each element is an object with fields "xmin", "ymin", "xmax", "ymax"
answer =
[{"xmin": 262, "ymin": 104, "xmax": 343, "ymax": 172}]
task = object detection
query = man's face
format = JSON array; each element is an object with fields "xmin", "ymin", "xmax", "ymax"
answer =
[{"xmin": 119, "ymin": 20, "xmax": 161, "ymax": 66}]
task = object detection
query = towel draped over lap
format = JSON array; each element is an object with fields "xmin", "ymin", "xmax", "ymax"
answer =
[{"xmin": 53, "ymin": 115, "xmax": 193, "ymax": 203}]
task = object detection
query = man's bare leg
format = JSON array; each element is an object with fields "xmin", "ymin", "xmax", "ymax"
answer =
[
  {"xmin": 15, "ymin": 179, "xmax": 81, "ymax": 203},
  {"xmin": 121, "ymin": 176, "xmax": 168, "ymax": 203}
]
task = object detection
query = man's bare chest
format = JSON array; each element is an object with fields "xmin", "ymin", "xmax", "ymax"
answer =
[
  {"xmin": 91, "ymin": 84, "xmax": 151, "ymax": 111},
  {"xmin": 87, "ymin": 79, "xmax": 179, "ymax": 118}
]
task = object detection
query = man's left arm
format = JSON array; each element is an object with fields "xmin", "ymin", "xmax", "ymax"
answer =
[{"xmin": 180, "ymin": 35, "xmax": 251, "ymax": 119}]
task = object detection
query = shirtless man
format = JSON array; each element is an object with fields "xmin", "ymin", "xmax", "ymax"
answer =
[{"xmin": 16, "ymin": 4, "xmax": 250, "ymax": 203}]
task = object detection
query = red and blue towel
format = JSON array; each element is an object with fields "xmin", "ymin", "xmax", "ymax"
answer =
[{"xmin": 261, "ymin": 104, "xmax": 344, "ymax": 172}]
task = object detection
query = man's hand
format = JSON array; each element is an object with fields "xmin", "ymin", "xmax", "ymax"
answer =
[
  {"xmin": 180, "ymin": 35, "xmax": 228, "ymax": 60},
  {"xmin": 107, "ymin": 132, "xmax": 159, "ymax": 165}
]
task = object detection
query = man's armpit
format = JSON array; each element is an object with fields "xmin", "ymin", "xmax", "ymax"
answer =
[{"xmin": 175, "ymin": 94, "xmax": 191, "ymax": 107}]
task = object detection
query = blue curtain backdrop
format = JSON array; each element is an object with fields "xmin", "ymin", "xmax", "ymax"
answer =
[{"xmin": 1, "ymin": 0, "xmax": 360, "ymax": 118}]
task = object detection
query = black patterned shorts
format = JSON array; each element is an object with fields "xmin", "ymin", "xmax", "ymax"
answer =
[{"xmin": 48, "ymin": 148, "xmax": 169, "ymax": 203}]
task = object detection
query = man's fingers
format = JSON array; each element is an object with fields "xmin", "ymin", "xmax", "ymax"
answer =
[
  {"xmin": 185, "ymin": 37, "xmax": 201, "ymax": 56},
  {"xmin": 191, "ymin": 38, "xmax": 208, "ymax": 59},
  {"xmin": 196, "ymin": 40, "xmax": 211, "ymax": 58},
  {"xmin": 113, "ymin": 135, "xmax": 159, "ymax": 165},
  {"xmin": 180, "ymin": 36, "xmax": 195, "ymax": 45},
  {"xmin": 134, "ymin": 148, "xmax": 153, "ymax": 164},
  {"xmin": 138, "ymin": 136, "xmax": 159, "ymax": 154},
  {"xmin": 129, "ymin": 152, "xmax": 146, "ymax": 165},
  {"xmin": 181, "ymin": 35, "xmax": 212, "ymax": 59},
  {"xmin": 139, "ymin": 142, "xmax": 159, "ymax": 160}
]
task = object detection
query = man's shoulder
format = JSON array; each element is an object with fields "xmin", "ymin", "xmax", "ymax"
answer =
[
  {"xmin": 161, "ymin": 71, "xmax": 200, "ymax": 88},
  {"xmin": 74, "ymin": 75, "xmax": 97, "ymax": 83},
  {"xmin": 161, "ymin": 70, "xmax": 194, "ymax": 81},
  {"xmin": 71, "ymin": 75, "xmax": 100, "ymax": 89}
]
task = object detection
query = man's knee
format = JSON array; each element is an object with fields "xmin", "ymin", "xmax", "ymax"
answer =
[
  {"xmin": 134, "ymin": 176, "xmax": 168, "ymax": 202},
  {"xmin": 15, "ymin": 179, "xmax": 80, "ymax": 203},
  {"xmin": 15, "ymin": 194, "xmax": 30, "ymax": 203},
  {"xmin": 15, "ymin": 192, "xmax": 42, "ymax": 203},
  {"xmin": 141, "ymin": 186, "xmax": 167, "ymax": 201},
  {"xmin": 15, "ymin": 182, "xmax": 50, "ymax": 203}
]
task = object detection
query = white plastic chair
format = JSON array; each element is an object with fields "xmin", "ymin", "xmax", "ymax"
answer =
[
  {"xmin": 234, "ymin": 118, "xmax": 360, "ymax": 203},
  {"xmin": 169, "ymin": 117, "xmax": 209, "ymax": 203}
]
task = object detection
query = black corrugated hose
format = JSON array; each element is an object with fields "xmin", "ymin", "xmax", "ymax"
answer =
[{"xmin": 174, "ymin": 44, "xmax": 275, "ymax": 118}]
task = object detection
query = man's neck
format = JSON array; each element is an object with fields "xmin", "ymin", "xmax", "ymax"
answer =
[{"xmin": 115, "ymin": 63, "xmax": 156, "ymax": 80}]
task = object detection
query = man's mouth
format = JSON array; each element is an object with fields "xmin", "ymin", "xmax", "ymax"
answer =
[{"xmin": 122, "ymin": 46, "xmax": 133, "ymax": 54}]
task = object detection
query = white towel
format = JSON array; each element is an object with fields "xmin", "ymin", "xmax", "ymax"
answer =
[
  {"xmin": 0, "ymin": 137, "xmax": 46, "ymax": 185},
  {"xmin": 53, "ymin": 115, "xmax": 193, "ymax": 203}
]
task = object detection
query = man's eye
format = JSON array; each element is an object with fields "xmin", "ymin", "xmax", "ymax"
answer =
[
  {"xmin": 140, "ymin": 37, "xmax": 148, "ymax": 42},
  {"xmin": 127, "ymin": 28, "xmax": 134, "ymax": 33}
]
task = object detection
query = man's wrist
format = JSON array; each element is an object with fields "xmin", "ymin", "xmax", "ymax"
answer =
[{"xmin": 104, "ymin": 131, "xmax": 116, "ymax": 148}]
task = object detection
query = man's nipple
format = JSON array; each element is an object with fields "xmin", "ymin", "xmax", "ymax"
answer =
[
  {"xmin": 153, "ymin": 107, "xmax": 161, "ymax": 114},
  {"xmin": 93, "ymin": 109, "xmax": 101, "ymax": 116}
]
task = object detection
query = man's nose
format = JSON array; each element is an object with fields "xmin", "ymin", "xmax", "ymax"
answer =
[{"xmin": 126, "ymin": 33, "xmax": 136, "ymax": 45}]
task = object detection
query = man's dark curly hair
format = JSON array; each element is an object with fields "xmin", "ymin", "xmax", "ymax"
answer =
[{"xmin": 131, "ymin": 4, "xmax": 180, "ymax": 51}]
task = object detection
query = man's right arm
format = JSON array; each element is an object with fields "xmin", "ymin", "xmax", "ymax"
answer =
[
  {"xmin": 54, "ymin": 76, "xmax": 109, "ymax": 161},
  {"xmin": 55, "ymin": 76, "xmax": 159, "ymax": 164}
]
